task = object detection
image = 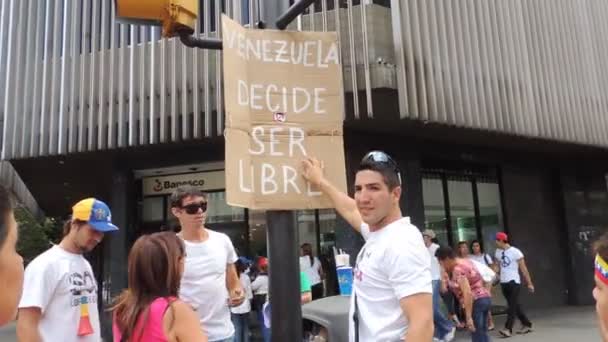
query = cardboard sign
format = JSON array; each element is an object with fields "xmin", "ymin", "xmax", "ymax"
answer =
[{"xmin": 222, "ymin": 15, "xmax": 347, "ymax": 210}]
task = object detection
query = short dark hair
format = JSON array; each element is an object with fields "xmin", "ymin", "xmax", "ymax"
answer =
[
  {"xmin": 435, "ymin": 246, "xmax": 457, "ymax": 261},
  {"xmin": 357, "ymin": 164, "xmax": 402, "ymax": 190},
  {"xmin": 169, "ymin": 186, "xmax": 207, "ymax": 208},
  {"xmin": 0, "ymin": 185, "xmax": 14, "ymax": 249},
  {"xmin": 357, "ymin": 151, "xmax": 402, "ymax": 190}
]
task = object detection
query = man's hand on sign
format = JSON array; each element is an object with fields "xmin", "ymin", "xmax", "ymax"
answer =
[
  {"xmin": 301, "ymin": 157, "xmax": 363, "ymax": 232},
  {"xmin": 301, "ymin": 157, "xmax": 324, "ymax": 187}
]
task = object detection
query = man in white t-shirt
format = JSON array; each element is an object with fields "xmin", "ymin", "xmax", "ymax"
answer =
[
  {"xmin": 170, "ymin": 186, "xmax": 244, "ymax": 342},
  {"xmin": 17, "ymin": 198, "xmax": 119, "ymax": 342},
  {"xmin": 494, "ymin": 232, "xmax": 534, "ymax": 338},
  {"xmin": 423, "ymin": 229, "xmax": 455, "ymax": 342},
  {"xmin": 302, "ymin": 151, "xmax": 433, "ymax": 342}
]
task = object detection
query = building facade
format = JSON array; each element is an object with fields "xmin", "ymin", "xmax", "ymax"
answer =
[{"xmin": 1, "ymin": 0, "xmax": 607, "ymax": 336}]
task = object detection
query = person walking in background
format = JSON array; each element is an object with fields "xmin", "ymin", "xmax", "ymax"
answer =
[
  {"xmin": 593, "ymin": 232, "xmax": 608, "ymax": 342},
  {"xmin": 0, "ymin": 185, "xmax": 24, "ymax": 327},
  {"xmin": 494, "ymin": 232, "xmax": 534, "ymax": 338},
  {"xmin": 423, "ymin": 229, "xmax": 455, "ymax": 342},
  {"xmin": 17, "ymin": 198, "xmax": 119, "ymax": 342},
  {"xmin": 469, "ymin": 240, "xmax": 496, "ymax": 331},
  {"xmin": 300, "ymin": 242, "xmax": 325, "ymax": 300},
  {"xmin": 111, "ymin": 232, "xmax": 207, "ymax": 342},
  {"xmin": 302, "ymin": 151, "xmax": 433, "ymax": 342},
  {"xmin": 170, "ymin": 186, "xmax": 244, "ymax": 342},
  {"xmin": 437, "ymin": 246, "xmax": 492, "ymax": 342},
  {"xmin": 231, "ymin": 258, "xmax": 253, "ymax": 342}
]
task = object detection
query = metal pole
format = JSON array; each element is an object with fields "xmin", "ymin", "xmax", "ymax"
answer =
[{"xmin": 261, "ymin": 2, "xmax": 307, "ymax": 340}]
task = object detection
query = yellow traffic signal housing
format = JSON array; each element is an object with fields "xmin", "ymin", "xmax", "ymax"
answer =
[{"xmin": 115, "ymin": 0, "xmax": 198, "ymax": 37}]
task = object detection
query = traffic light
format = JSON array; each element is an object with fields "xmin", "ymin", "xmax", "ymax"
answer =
[{"xmin": 115, "ymin": 0, "xmax": 198, "ymax": 37}]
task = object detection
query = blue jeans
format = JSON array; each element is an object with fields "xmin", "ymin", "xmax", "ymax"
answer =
[
  {"xmin": 257, "ymin": 309, "xmax": 271, "ymax": 342},
  {"xmin": 212, "ymin": 336, "xmax": 235, "ymax": 342},
  {"xmin": 472, "ymin": 297, "xmax": 491, "ymax": 342},
  {"xmin": 231, "ymin": 313, "xmax": 250, "ymax": 342},
  {"xmin": 432, "ymin": 280, "xmax": 454, "ymax": 339}
]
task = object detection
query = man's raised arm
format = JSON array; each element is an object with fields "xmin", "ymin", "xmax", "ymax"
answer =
[{"xmin": 301, "ymin": 157, "xmax": 363, "ymax": 232}]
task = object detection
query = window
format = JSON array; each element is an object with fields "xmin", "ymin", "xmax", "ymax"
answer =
[
  {"xmin": 422, "ymin": 176, "xmax": 449, "ymax": 245},
  {"xmin": 422, "ymin": 166, "xmax": 504, "ymax": 252}
]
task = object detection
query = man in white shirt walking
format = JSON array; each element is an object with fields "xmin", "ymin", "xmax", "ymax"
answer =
[
  {"xmin": 171, "ymin": 186, "xmax": 244, "ymax": 342},
  {"xmin": 494, "ymin": 232, "xmax": 534, "ymax": 338},
  {"xmin": 17, "ymin": 198, "xmax": 119, "ymax": 342},
  {"xmin": 423, "ymin": 229, "xmax": 455, "ymax": 342},
  {"xmin": 302, "ymin": 151, "xmax": 433, "ymax": 342}
]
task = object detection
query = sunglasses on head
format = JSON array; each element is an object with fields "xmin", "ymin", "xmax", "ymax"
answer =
[
  {"xmin": 359, "ymin": 151, "xmax": 402, "ymax": 183},
  {"xmin": 181, "ymin": 202, "xmax": 208, "ymax": 214}
]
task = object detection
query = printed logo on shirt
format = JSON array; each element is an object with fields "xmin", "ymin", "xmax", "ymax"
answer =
[
  {"xmin": 68, "ymin": 271, "xmax": 97, "ymax": 336},
  {"xmin": 68, "ymin": 271, "xmax": 97, "ymax": 307},
  {"xmin": 500, "ymin": 251, "xmax": 512, "ymax": 268}
]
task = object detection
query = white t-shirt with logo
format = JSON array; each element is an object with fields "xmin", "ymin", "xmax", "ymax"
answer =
[
  {"xmin": 349, "ymin": 217, "xmax": 432, "ymax": 342},
  {"xmin": 427, "ymin": 243, "xmax": 441, "ymax": 280},
  {"xmin": 300, "ymin": 256, "xmax": 322, "ymax": 286},
  {"xmin": 18, "ymin": 245, "xmax": 101, "ymax": 342},
  {"xmin": 179, "ymin": 230, "xmax": 238, "ymax": 341},
  {"xmin": 495, "ymin": 246, "xmax": 524, "ymax": 284}
]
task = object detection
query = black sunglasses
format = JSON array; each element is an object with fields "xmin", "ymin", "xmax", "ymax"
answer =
[
  {"xmin": 360, "ymin": 151, "xmax": 402, "ymax": 183},
  {"xmin": 181, "ymin": 202, "xmax": 208, "ymax": 215}
]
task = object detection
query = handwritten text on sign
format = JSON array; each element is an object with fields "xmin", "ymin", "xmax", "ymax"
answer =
[{"xmin": 222, "ymin": 15, "xmax": 347, "ymax": 210}]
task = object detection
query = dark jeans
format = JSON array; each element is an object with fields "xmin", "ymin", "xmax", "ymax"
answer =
[
  {"xmin": 501, "ymin": 281, "xmax": 532, "ymax": 332},
  {"xmin": 472, "ymin": 297, "xmax": 491, "ymax": 342},
  {"xmin": 311, "ymin": 283, "xmax": 324, "ymax": 300},
  {"xmin": 432, "ymin": 280, "xmax": 454, "ymax": 339},
  {"xmin": 231, "ymin": 313, "xmax": 249, "ymax": 342}
]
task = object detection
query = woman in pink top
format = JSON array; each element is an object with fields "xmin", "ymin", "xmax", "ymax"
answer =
[
  {"xmin": 437, "ymin": 246, "xmax": 491, "ymax": 342},
  {"xmin": 111, "ymin": 232, "xmax": 207, "ymax": 342}
]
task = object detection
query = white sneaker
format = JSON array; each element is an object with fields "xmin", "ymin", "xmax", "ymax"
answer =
[{"xmin": 444, "ymin": 326, "xmax": 456, "ymax": 342}]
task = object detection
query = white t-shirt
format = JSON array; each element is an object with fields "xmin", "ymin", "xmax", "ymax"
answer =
[
  {"xmin": 349, "ymin": 217, "xmax": 432, "ymax": 342},
  {"xmin": 230, "ymin": 273, "xmax": 253, "ymax": 314},
  {"xmin": 469, "ymin": 253, "xmax": 493, "ymax": 266},
  {"xmin": 251, "ymin": 274, "xmax": 269, "ymax": 295},
  {"xmin": 179, "ymin": 230, "xmax": 238, "ymax": 341},
  {"xmin": 18, "ymin": 245, "xmax": 101, "ymax": 342},
  {"xmin": 427, "ymin": 243, "xmax": 441, "ymax": 280},
  {"xmin": 300, "ymin": 256, "xmax": 322, "ymax": 286},
  {"xmin": 495, "ymin": 246, "xmax": 524, "ymax": 284}
]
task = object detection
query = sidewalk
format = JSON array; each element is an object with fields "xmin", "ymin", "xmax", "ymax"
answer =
[
  {"xmin": 453, "ymin": 306, "xmax": 599, "ymax": 341},
  {"xmin": 0, "ymin": 306, "xmax": 599, "ymax": 341}
]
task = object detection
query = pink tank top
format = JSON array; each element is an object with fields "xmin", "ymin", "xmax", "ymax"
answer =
[{"xmin": 113, "ymin": 297, "xmax": 176, "ymax": 342}]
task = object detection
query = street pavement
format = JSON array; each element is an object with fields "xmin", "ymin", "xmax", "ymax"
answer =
[
  {"xmin": 454, "ymin": 306, "xmax": 599, "ymax": 341},
  {"xmin": 0, "ymin": 306, "xmax": 599, "ymax": 341}
]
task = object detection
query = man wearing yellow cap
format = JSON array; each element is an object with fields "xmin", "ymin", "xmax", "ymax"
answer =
[{"xmin": 17, "ymin": 198, "xmax": 119, "ymax": 342}]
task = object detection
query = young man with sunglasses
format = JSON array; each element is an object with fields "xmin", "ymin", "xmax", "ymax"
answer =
[
  {"xmin": 494, "ymin": 232, "xmax": 534, "ymax": 338},
  {"xmin": 170, "ymin": 186, "xmax": 244, "ymax": 342},
  {"xmin": 302, "ymin": 151, "xmax": 433, "ymax": 342}
]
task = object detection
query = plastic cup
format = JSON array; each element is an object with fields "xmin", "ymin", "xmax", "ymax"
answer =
[{"xmin": 337, "ymin": 266, "xmax": 353, "ymax": 296}]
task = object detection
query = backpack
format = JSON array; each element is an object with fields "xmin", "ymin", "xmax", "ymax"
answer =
[{"xmin": 471, "ymin": 259, "xmax": 496, "ymax": 284}]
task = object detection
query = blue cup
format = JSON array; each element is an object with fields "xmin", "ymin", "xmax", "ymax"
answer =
[{"xmin": 337, "ymin": 266, "xmax": 353, "ymax": 296}]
